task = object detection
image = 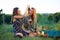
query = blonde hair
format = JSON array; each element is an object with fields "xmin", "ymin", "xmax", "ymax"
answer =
[{"xmin": 32, "ymin": 8, "xmax": 37, "ymax": 24}]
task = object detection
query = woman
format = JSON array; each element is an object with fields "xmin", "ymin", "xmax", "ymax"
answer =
[
  {"xmin": 13, "ymin": 6, "xmax": 29, "ymax": 37},
  {"xmin": 27, "ymin": 7, "xmax": 37, "ymax": 32},
  {"xmin": 24, "ymin": 7, "xmax": 38, "ymax": 37},
  {"xmin": 31, "ymin": 8, "xmax": 42, "ymax": 36}
]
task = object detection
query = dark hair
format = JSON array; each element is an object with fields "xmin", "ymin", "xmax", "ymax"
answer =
[
  {"xmin": 31, "ymin": 7, "xmax": 34, "ymax": 9},
  {"xmin": 28, "ymin": 7, "xmax": 30, "ymax": 11},
  {"xmin": 13, "ymin": 7, "xmax": 19, "ymax": 16}
]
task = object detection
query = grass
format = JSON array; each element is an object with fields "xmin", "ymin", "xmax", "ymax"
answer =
[
  {"xmin": 0, "ymin": 24, "xmax": 60, "ymax": 40},
  {"xmin": 0, "ymin": 13, "xmax": 60, "ymax": 40}
]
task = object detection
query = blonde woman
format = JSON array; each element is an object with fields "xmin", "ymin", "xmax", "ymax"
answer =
[
  {"xmin": 24, "ymin": 7, "xmax": 38, "ymax": 37},
  {"xmin": 28, "ymin": 7, "xmax": 37, "ymax": 32}
]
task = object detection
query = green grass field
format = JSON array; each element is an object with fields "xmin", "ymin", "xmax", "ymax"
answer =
[
  {"xmin": 0, "ymin": 24, "xmax": 60, "ymax": 40},
  {"xmin": 0, "ymin": 14, "xmax": 60, "ymax": 40}
]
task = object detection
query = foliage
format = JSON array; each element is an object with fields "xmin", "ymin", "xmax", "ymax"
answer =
[
  {"xmin": 0, "ymin": 14, "xmax": 3, "ymax": 24},
  {"xmin": 48, "ymin": 12, "xmax": 60, "ymax": 23},
  {"xmin": 54, "ymin": 21, "xmax": 60, "ymax": 31},
  {"xmin": 0, "ymin": 9, "xmax": 3, "ymax": 13},
  {"xmin": 5, "ymin": 14, "xmax": 12, "ymax": 24},
  {"xmin": 36, "ymin": 13, "xmax": 42, "ymax": 26},
  {"xmin": 0, "ymin": 24, "xmax": 58, "ymax": 40}
]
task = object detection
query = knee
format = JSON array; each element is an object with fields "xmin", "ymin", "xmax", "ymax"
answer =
[{"xmin": 16, "ymin": 33, "xmax": 23, "ymax": 37}]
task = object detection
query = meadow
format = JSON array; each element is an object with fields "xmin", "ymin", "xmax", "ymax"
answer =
[
  {"xmin": 0, "ymin": 13, "xmax": 60, "ymax": 40},
  {"xmin": 0, "ymin": 24, "xmax": 56, "ymax": 40}
]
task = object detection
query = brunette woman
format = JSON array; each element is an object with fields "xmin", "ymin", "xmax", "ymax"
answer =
[{"xmin": 13, "ymin": 6, "xmax": 29, "ymax": 37}]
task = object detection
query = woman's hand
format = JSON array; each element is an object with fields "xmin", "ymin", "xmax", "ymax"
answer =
[
  {"xmin": 24, "ymin": 5, "xmax": 30, "ymax": 17},
  {"xmin": 27, "ymin": 5, "xmax": 30, "ymax": 8}
]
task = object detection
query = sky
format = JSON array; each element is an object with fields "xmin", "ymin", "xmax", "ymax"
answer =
[{"xmin": 0, "ymin": 0, "xmax": 60, "ymax": 14}]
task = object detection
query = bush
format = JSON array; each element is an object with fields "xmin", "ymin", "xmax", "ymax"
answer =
[
  {"xmin": 54, "ymin": 21, "xmax": 60, "ymax": 31},
  {"xmin": 0, "ymin": 14, "xmax": 3, "ymax": 24},
  {"xmin": 48, "ymin": 12, "xmax": 60, "ymax": 23},
  {"xmin": 5, "ymin": 15, "xmax": 12, "ymax": 24}
]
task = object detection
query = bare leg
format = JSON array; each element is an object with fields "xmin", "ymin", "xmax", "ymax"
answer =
[
  {"xmin": 16, "ymin": 33, "xmax": 23, "ymax": 37},
  {"xmin": 29, "ymin": 32, "xmax": 37, "ymax": 37}
]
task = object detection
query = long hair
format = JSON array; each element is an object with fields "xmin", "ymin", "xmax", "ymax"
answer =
[
  {"xmin": 13, "ymin": 7, "xmax": 19, "ymax": 16},
  {"xmin": 31, "ymin": 8, "xmax": 37, "ymax": 24},
  {"xmin": 10, "ymin": 7, "xmax": 19, "ymax": 23}
]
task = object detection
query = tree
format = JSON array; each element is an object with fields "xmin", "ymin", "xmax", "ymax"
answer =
[
  {"xmin": 0, "ymin": 9, "xmax": 3, "ymax": 14},
  {"xmin": 48, "ymin": 12, "xmax": 60, "ymax": 23},
  {"xmin": 36, "ymin": 13, "xmax": 42, "ymax": 26},
  {"xmin": 0, "ymin": 9, "xmax": 3, "ymax": 24}
]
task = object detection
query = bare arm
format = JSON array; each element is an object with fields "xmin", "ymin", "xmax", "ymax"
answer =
[
  {"xmin": 14, "ymin": 15, "xmax": 25, "ymax": 19},
  {"xmin": 23, "ymin": 5, "xmax": 30, "ymax": 16},
  {"xmin": 22, "ymin": 25, "xmax": 31, "ymax": 33},
  {"xmin": 14, "ymin": 5, "xmax": 30, "ymax": 19},
  {"xmin": 23, "ymin": 8, "xmax": 28, "ymax": 16}
]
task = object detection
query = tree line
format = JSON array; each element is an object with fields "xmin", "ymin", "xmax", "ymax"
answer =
[
  {"xmin": 0, "ymin": 9, "xmax": 60, "ymax": 24},
  {"xmin": 48, "ymin": 12, "xmax": 60, "ymax": 23}
]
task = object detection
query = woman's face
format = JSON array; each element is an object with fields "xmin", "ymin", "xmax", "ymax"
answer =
[
  {"xmin": 17, "ymin": 9, "xmax": 21, "ymax": 15},
  {"xmin": 28, "ymin": 10, "xmax": 33, "ymax": 16}
]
